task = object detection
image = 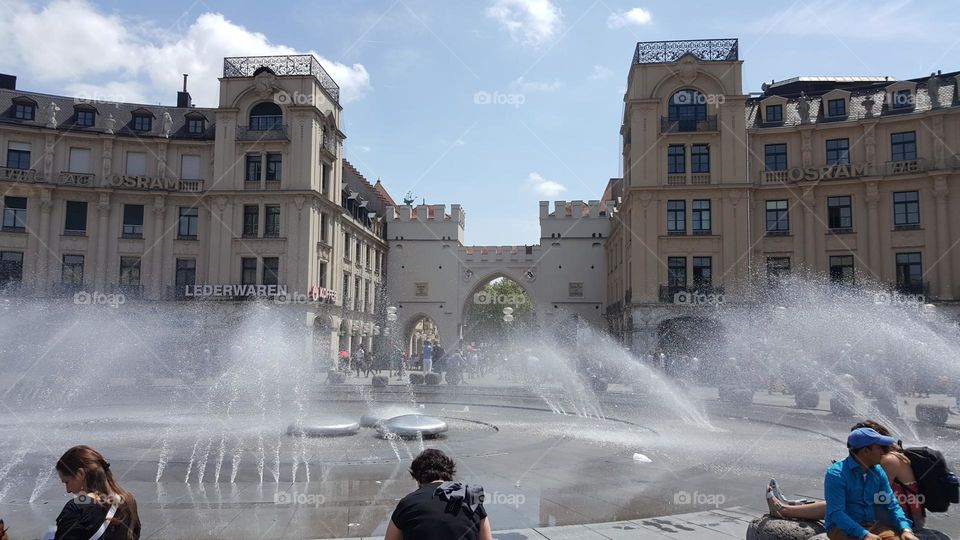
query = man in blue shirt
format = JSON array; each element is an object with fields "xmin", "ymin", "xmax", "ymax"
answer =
[{"xmin": 824, "ymin": 428, "xmax": 919, "ymax": 540}]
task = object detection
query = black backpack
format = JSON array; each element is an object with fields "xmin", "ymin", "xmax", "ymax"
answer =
[{"xmin": 904, "ymin": 446, "xmax": 960, "ymax": 512}]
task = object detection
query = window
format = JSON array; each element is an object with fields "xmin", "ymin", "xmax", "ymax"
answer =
[
  {"xmin": 178, "ymin": 207, "xmax": 198, "ymax": 239},
  {"xmin": 415, "ymin": 282, "xmax": 429, "ymax": 297},
  {"xmin": 122, "ymin": 204, "xmax": 144, "ymax": 238},
  {"xmin": 262, "ymin": 257, "xmax": 279, "ymax": 286},
  {"xmin": 667, "ymin": 257, "xmax": 686, "ymax": 287},
  {"xmin": 3, "ymin": 197, "xmax": 27, "ymax": 231},
  {"xmin": 765, "ymin": 200, "xmax": 789, "ymax": 234},
  {"xmin": 356, "ymin": 240, "xmax": 362, "ymax": 261},
  {"xmin": 764, "ymin": 144, "xmax": 787, "ymax": 171},
  {"xmin": 667, "ymin": 200, "xmax": 686, "ymax": 235},
  {"xmin": 243, "ymin": 205, "xmax": 259, "ymax": 237},
  {"xmin": 6, "ymin": 143, "xmax": 30, "ymax": 170},
  {"xmin": 366, "ymin": 246, "xmax": 371, "ymax": 267},
  {"xmin": 568, "ymin": 282, "xmax": 584, "ymax": 298},
  {"xmin": 692, "ymin": 257, "xmax": 712, "ymax": 289},
  {"xmin": 827, "ymin": 98, "xmax": 846, "ymax": 117},
  {"xmin": 245, "ymin": 154, "xmax": 262, "ymax": 182},
  {"xmin": 0, "ymin": 251, "xmax": 23, "ymax": 284},
  {"xmin": 318, "ymin": 262, "xmax": 327, "ymax": 288},
  {"xmin": 895, "ymin": 253, "xmax": 923, "ymax": 292},
  {"xmin": 692, "ymin": 199, "xmax": 711, "ymax": 234},
  {"xmin": 126, "ymin": 152, "xmax": 146, "ymax": 176},
  {"xmin": 765, "ymin": 104, "xmax": 783, "ymax": 123},
  {"xmin": 892, "ymin": 89, "xmax": 913, "ymax": 110},
  {"xmin": 175, "ymin": 258, "xmax": 196, "ymax": 289},
  {"xmin": 826, "ymin": 138, "xmax": 850, "ymax": 166},
  {"xmin": 76, "ymin": 109, "xmax": 95, "ymax": 127},
  {"xmin": 320, "ymin": 213, "xmax": 328, "ymax": 243},
  {"xmin": 132, "ymin": 115, "xmax": 152, "ymax": 132},
  {"xmin": 265, "ymin": 205, "xmax": 281, "ymax": 237},
  {"xmin": 180, "ymin": 155, "xmax": 201, "ymax": 180},
  {"xmin": 62, "ymin": 254, "xmax": 84, "ymax": 285},
  {"xmin": 64, "ymin": 201, "xmax": 88, "ymax": 235},
  {"xmin": 691, "ymin": 144, "xmax": 709, "ymax": 173},
  {"xmin": 354, "ymin": 276, "xmax": 361, "ymax": 306},
  {"xmin": 667, "ymin": 145, "xmax": 685, "ymax": 174},
  {"xmin": 249, "ymin": 102, "xmax": 282, "ymax": 131},
  {"xmin": 829, "ymin": 255, "xmax": 855, "ymax": 285},
  {"xmin": 187, "ymin": 118, "xmax": 205, "ymax": 134},
  {"xmin": 241, "ymin": 258, "xmax": 257, "ymax": 286},
  {"xmin": 767, "ymin": 257, "xmax": 791, "ymax": 286},
  {"xmin": 119, "ymin": 257, "xmax": 141, "ymax": 286},
  {"xmin": 668, "ymin": 90, "xmax": 707, "ymax": 121},
  {"xmin": 68, "ymin": 148, "xmax": 91, "ymax": 173},
  {"xmin": 342, "ymin": 272, "xmax": 350, "ymax": 304},
  {"xmin": 266, "ymin": 153, "xmax": 282, "ymax": 181},
  {"xmin": 891, "ymin": 131, "xmax": 917, "ymax": 161},
  {"xmin": 893, "ymin": 191, "xmax": 920, "ymax": 228},
  {"xmin": 827, "ymin": 196, "xmax": 853, "ymax": 231},
  {"xmin": 13, "ymin": 102, "xmax": 36, "ymax": 121},
  {"xmin": 343, "ymin": 233, "xmax": 350, "ymax": 260},
  {"xmin": 365, "ymin": 281, "xmax": 372, "ymax": 311}
]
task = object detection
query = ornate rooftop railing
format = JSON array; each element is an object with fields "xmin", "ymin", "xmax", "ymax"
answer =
[
  {"xmin": 223, "ymin": 55, "xmax": 340, "ymax": 103},
  {"xmin": 633, "ymin": 38, "xmax": 738, "ymax": 64}
]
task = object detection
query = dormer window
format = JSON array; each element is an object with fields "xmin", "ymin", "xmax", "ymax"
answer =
[
  {"xmin": 827, "ymin": 98, "xmax": 846, "ymax": 117},
  {"xmin": 187, "ymin": 117, "xmax": 205, "ymax": 134},
  {"xmin": 11, "ymin": 98, "xmax": 37, "ymax": 121},
  {"xmin": 75, "ymin": 107, "xmax": 96, "ymax": 127},
  {"xmin": 765, "ymin": 104, "xmax": 783, "ymax": 123},
  {"xmin": 132, "ymin": 114, "xmax": 152, "ymax": 132},
  {"xmin": 892, "ymin": 89, "xmax": 913, "ymax": 110}
]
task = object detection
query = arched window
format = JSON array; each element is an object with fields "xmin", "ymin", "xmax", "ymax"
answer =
[
  {"xmin": 249, "ymin": 102, "xmax": 282, "ymax": 131},
  {"xmin": 668, "ymin": 89, "xmax": 707, "ymax": 122}
]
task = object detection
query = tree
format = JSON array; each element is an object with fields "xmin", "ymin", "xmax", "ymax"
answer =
[{"xmin": 462, "ymin": 278, "xmax": 534, "ymax": 345}]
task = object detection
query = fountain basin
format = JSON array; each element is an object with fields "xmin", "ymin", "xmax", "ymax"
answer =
[{"xmin": 287, "ymin": 416, "xmax": 360, "ymax": 437}]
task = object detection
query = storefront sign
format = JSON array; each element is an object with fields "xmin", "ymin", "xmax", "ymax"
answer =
[
  {"xmin": 785, "ymin": 160, "xmax": 922, "ymax": 182},
  {"xmin": 309, "ymin": 285, "xmax": 337, "ymax": 304},
  {"xmin": 184, "ymin": 284, "xmax": 288, "ymax": 298},
  {"xmin": 109, "ymin": 174, "xmax": 181, "ymax": 190}
]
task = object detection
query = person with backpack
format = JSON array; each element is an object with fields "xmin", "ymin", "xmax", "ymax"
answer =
[{"xmin": 765, "ymin": 420, "xmax": 957, "ymax": 535}]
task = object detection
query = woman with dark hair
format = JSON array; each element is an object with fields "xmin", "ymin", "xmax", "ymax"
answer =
[
  {"xmin": 54, "ymin": 445, "xmax": 140, "ymax": 540},
  {"xmin": 386, "ymin": 449, "xmax": 493, "ymax": 540},
  {"xmin": 766, "ymin": 420, "xmax": 924, "ymax": 530}
]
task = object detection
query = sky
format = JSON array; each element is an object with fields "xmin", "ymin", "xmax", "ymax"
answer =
[{"xmin": 0, "ymin": 0, "xmax": 956, "ymax": 245}]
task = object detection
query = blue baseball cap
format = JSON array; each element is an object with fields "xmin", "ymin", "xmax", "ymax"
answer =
[{"xmin": 847, "ymin": 427, "xmax": 896, "ymax": 450}]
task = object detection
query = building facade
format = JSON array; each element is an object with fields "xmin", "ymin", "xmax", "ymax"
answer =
[
  {"xmin": 606, "ymin": 38, "xmax": 960, "ymax": 353},
  {"xmin": 0, "ymin": 56, "xmax": 388, "ymax": 362}
]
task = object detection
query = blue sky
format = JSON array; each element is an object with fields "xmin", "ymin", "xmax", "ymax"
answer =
[{"xmin": 1, "ymin": 0, "xmax": 955, "ymax": 244}]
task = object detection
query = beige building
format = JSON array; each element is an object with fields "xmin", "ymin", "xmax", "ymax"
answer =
[
  {"xmin": 606, "ymin": 38, "xmax": 960, "ymax": 352},
  {"xmin": 0, "ymin": 56, "xmax": 389, "ymax": 362}
]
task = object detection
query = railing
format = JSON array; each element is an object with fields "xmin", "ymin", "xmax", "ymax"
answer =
[
  {"xmin": 58, "ymin": 172, "xmax": 95, "ymax": 186},
  {"xmin": 0, "ymin": 167, "xmax": 39, "ymax": 183},
  {"xmin": 236, "ymin": 125, "xmax": 289, "ymax": 141},
  {"xmin": 179, "ymin": 179, "xmax": 203, "ymax": 193},
  {"xmin": 763, "ymin": 170, "xmax": 789, "ymax": 183},
  {"xmin": 633, "ymin": 38, "xmax": 738, "ymax": 64},
  {"xmin": 265, "ymin": 180, "xmax": 281, "ymax": 190},
  {"xmin": 691, "ymin": 173, "xmax": 711, "ymax": 185},
  {"xmin": 322, "ymin": 133, "xmax": 337, "ymax": 156},
  {"xmin": 223, "ymin": 55, "xmax": 340, "ymax": 103},
  {"xmin": 661, "ymin": 115, "xmax": 718, "ymax": 133},
  {"xmin": 666, "ymin": 174, "xmax": 687, "ymax": 185}
]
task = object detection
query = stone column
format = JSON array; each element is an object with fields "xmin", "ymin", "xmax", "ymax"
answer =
[
  {"xmin": 36, "ymin": 192, "xmax": 53, "ymax": 294},
  {"xmin": 151, "ymin": 196, "xmax": 166, "ymax": 298},
  {"xmin": 866, "ymin": 182, "xmax": 881, "ymax": 280},
  {"xmin": 95, "ymin": 193, "xmax": 110, "ymax": 289},
  {"xmin": 934, "ymin": 177, "xmax": 952, "ymax": 299}
]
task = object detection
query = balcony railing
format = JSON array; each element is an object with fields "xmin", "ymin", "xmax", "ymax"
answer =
[
  {"xmin": 236, "ymin": 125, "xmax": 289, "ymax": 141},
  {"xmin": 179, "ymin": 179, "xmax": 203, "ymax": 193},
  {"xmin": 223, "ymin": 55, "xmax": 341, "ymax": 103},
  {"xmin": 661, "ymin": 115, "xmax": 718, "ymax": 133},
  {"xmin": 691, "ymin": 173, "xmax": 711, "ymax": 185},
  {"xmin": 0, "ymin": 167, "xmax": 40, "ymax": 183},
  {"xmin": 58, "ymin": 172, "xmax": 95, "ymax": 187},
  {"xmin": 667, "ymin": 174, "xmax": 687, "ymax": 185},
  {"xmin": 321, "ymin": 133, "xmax": 337, "ymax": 157},
  {"xmin": 763, "ymin": 170, "xmax": 789, "ymax": 184},
  {"xmin": 633, "ymin": 38, "xmax": 738, "ymax": 64}
]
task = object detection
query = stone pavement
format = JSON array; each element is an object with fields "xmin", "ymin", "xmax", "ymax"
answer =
[{"xmin": 333, "ymin": 505, "xmax": 765, "ymax": 539}]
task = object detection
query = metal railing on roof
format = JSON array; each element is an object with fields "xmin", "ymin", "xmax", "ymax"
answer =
[
  {"xmin": 633, "ymin": 38, "xmax": 738, "ymax": 64},
  {"xmin": 223, "ymin": 55, "xmax": 340, "ymax": 103}
]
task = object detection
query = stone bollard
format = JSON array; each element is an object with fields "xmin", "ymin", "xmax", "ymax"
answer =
[
  {"xmin": 795, "ymin": 390, "xmax": 820, "ymax": 409},
  {"xmin": 746, "ymin": 516, "xmax": 825, "ymax": 540},
  {"xmin": 591, "ymin": 378, "xmax": 608, "ymax": 392},
  {"xmin": 372, "ymin": 375, "xmax": 388, "ymax": 388},
  {"xmin": 409, "ymin": 373, "xmax": 424, "ymax": 385},
  {"xmin": 830, "ymin": 396, "xmax": 856, "ymax": 416},
  {"xmin": 916, "ymin": 403, "xmax": 949, "ymax": 426},
  {"xmin": 425, "ymin": 373, "xmax": 442, "ymax": 385},
  {"xmin": 327, "ymin": 370, "xmax": 346, "ymax": 384}
]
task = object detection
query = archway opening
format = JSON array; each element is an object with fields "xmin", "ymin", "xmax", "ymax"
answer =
[
  {"xmin": 461, "ymin": 276, "xmax": 535, "ymax": 353},
  {"xmin": 403, "ymin": 314, "xmax": 441, "ymax": 368}
]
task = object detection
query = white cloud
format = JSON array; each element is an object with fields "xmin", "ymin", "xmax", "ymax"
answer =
[
  {"xmin": 0, "ymin": 0, "xmax": 371, "ymax": 106},
  {"xmin": 525, "ymin": 172, "xmax": 566, "ymax": 197},
  {"xmin": 511, "ymin": 76, "xmax": 563, "ymax": 92},
  {"xmin": 487, "ymin": 0, "xmax": 562, "ymax": 47},
  {"xmin": 607, "ymin": 7, "xmax": 653, "ymax": 28},
  {"xmin": 588, "ymin": 65, "xmax": 613, "ymax": 81}
]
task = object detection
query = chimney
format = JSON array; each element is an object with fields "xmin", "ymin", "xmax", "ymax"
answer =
[
  {"xmin": 0, "ymin": 74, "xmax": 16, "ymax": 90},
  {"xmin": 176, "ymin": 73, "xmax": 191, "ymax": 108}
]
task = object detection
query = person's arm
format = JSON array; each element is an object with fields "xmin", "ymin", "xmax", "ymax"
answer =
[
  {"xmin": 384, "ymin": 519, "xmax": 403, "ymax": 540},
  {"xmin": 875, "ymin": 468, "xmax": 913, "ymax": 534},
  {"xmin": 823, "ymin": 468, "xmax": 869, "ymax": 540},
  {"xmin": 478, "ymin": 517, "xmax": 493, "ymax": 540}
]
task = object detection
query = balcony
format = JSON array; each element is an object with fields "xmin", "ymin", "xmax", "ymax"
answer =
[
  {"xmin": 0, "ymin": 167, "xmax": 40, "ymax": 183},
  {"xmin": 236, "ymin": 125, "xmax": 289, "ymax": 141},
  {"xmin": 661, "ymin": 115, "xmax": 718, "ymax": 133},
  {"xmin": 691, "ymin": 173, "xmax": 711, "ymax": 185},
  {"xmin": 666, "ymin": 174, "xmax": 686, "ymax": 185},
  {"xmin": 179, "ymin": 179, "xmax": 204, "ymax": 193},
  {"xmin": 763, "ymin": 170, "xmax": 789, "ymax": 184},
  {"xmin": 321, "ymin": 133, "xmax": 337, "ymax": 158},
  {"xmin": 58, "ymin": 172, "xmax": 95, "ymax": 187},
  {"xmin": 223, "ymin": 55, "xmax": 341, "ymax": 103},
  {"xmin": 633, "ymin": 38, "xmax": 738, "ymax": 64}
]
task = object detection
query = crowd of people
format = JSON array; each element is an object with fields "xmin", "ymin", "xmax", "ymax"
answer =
[{"xmin": 335, "ymin": 341, "xmax": 492, "ymax": 382}]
